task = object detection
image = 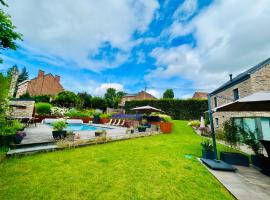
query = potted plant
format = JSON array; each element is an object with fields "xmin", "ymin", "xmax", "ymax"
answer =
[
  {"xmin": 95, "ymin": 129, "xmax": 107, "ymax": 137},
  {"xmin": 0, "ymin": 119, "xmax": 24, "ymax": 146},
  {"xmin": 52, "ymin": 120, "xmax": 67, "ymax": 140},
  {"xmin": 201, "ymin": 140, "xmax": 215, "ymax": 159},
  {"xmin": 100, "ymin": 113, "xmax": 110, "ymax": 124},
  {"xmin": 220, "ymin": 120, "xmax": 249, "ymax": 166},
  {"xmin": 137, "ymin": 125, "xmax": 147, "ymax": 132},
  {"xmin": 239, "ymin": 127, "xmax": 266, "ymax": 169}
]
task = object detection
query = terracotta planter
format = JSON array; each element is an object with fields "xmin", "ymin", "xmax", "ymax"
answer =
[
  {"xmin": 100, "ymin": 118, "xmax": 109, "ymax": 124},
  {"xmin": 159, "ymin": 122, "xmax": 173, "ymax": 133}
]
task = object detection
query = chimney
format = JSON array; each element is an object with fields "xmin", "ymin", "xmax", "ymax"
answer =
[
  {"xmin": 38, "ymin": 70, "xmax": 45, "ymax": 77},
  {"xmin": 55, "ymin": 75, "xmax": 60, "ymax": 82},
  {"xmin": 229, "ymin": 74, "xmax": 233, "ymax": 81}
]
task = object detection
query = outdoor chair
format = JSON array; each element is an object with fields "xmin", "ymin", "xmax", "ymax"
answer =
[
  {"xmin": 105, "ymin": 119, "xmax": 113, "ymax": 125},
  {"xmin": 120, "ymin": 120, "xmax": 125, "ymax": 126},
  {"xmin": 112, "ymin": 119, "xmax": 119, "ymax": 126},
  {"xmin": 115, "ymin": 119, "xmax": 121, "ymax": 126}
]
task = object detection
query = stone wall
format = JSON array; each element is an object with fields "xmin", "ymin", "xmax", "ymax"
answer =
[
  {"xmin": 211, "ymin": 62, "xmax": 270, "ymax": 129},
  {"xmin": 9, "ymin": 100, "xmax": 35, "ymax": 118},
  {"xmin": 16, "ymin": 82, "xmax": 29, "ymax": 98}
]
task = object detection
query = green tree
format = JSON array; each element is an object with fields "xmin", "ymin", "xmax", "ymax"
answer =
[
  {"xmin": 104, "ymin": 88, "xmax": 124, "ymax": 108},
  {"xmin": 54, "ymin": 91, "xmax": 78, "ymax": 108},
  {"xmin": 0, "ymin": 1, "xmax": 23, "ymax": 63},
  {"xmin": 17, "ymin": 66, "xmax": 29, "ymax": 83},
  {"xmin": 77, "ymin": 92, "xmax": 92, "ymax": 108},
  {"xmin": 91, "ymin": 97, "xmax": 107, "ymax": 111},
  {"xmin": 7, "ymin": 65, "xmax": 18, "ymax": 77},
  {"xmin": 163, "ymin": 89, "xmax": 174, "ymax": 99}
]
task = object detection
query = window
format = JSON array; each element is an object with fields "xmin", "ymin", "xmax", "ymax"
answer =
[
  {"xmin": 214, "ymin": 97, "xmax": 217, "ymax": 107},
  {"xmin": 233, "ymin": 88, "xmax": 239, "ymax": 100},
  {"xmin": 215, "ymin": 118, "xmax": 219, "ymax": 128}
]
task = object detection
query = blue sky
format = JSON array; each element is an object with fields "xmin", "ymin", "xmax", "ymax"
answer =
[{"xmin": 1, "ymin": 0, "xmax": 270, "ymax": 98}]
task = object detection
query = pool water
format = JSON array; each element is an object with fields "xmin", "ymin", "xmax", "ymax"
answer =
[{"xmin": 49, "ymin": 124, "xmax": 110, "ymax": 131}]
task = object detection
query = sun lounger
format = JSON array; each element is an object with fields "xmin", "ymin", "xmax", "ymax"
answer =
[
  {"xmin": 115, "ymin": 119, "xmax": 121, "ymax": 126},
  {"xmin": 105, "ymin": 119, "xmax": 113, "ymax": 125},
  {"xmin": 112, "ymin": 119, "xmax": 119, "ymax": 126},
  {"xmin": 120, "ymin": 120, "xmax": 125, "ymax": 126}
]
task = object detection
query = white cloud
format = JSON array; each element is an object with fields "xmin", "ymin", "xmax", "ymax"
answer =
[
  {"xmin": 94, "ymin": 83, "xmax": 124, "ymax": 96},
  {"xmin": 173, "ymin": 0, "xmax": 197, "ymax": 21},
  {"xmin": 148, "ymin": 0, "xmax": 270, "ymax": 91},
  {"xmin": 6, "ymin": 0, "xmax": 159, "ymax": 71},
  {"xmin": 146, "ymin": 89, "xmax": 161, "ymax": 98}
]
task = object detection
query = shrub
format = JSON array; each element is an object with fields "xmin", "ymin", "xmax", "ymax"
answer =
[
  {"xmin": 19, "ymin": 92, "xmax": 31, "ymax": 99},
  {"xmin": 54, "ymin": 91, "xmax": 78, "ymax": 108},
  {"xmin": 0, "ymin": 119, "xmax": 24, "ymax": 136},
  {"xmin": 151, "ymin": 113, "xmax": 172, "ymax": 122},
  {"xmin": 33, "ymin": 95, "xmax": 51, "ymax": 103},
  {"xmin": 125, "ymin": 99, "xmax": 208, "ymax": 120},
  {"xmin": 215, "ymin": 128, "xmax": 225, "ymax": 140},
  {"xmin": 100, "ymin": 113, "xmax": 109, "ymax": 119},
  {"xmin": 65, "ymin": 108, "xmax": 90, "ymax": 117},
  {"xmin": 50, "ymin": 106, "xmax": 67, "ymax": 116},
  {"xmin": 201, "ymin": 140, "xmax": 213, "ymax": 151},
  {"xmin": 223, "ymin": 120, "xmax": 240, "ymax": 149},
  {"xmin": 35, "ymin": 102, "xmax": 52, "ymax": 115},
  {"xmin": 52, "ymin": 120, "xmax": 67, "ymax": 131},
  {"xmin": 187, "ymin": 120, "xmax": 200, "ymax": 127}
]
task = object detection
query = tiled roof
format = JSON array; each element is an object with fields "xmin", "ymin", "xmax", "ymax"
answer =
[
  {"xmin": 192, "ymin": 92, "xmax": 208, "ymax": 99},
  {"xmin": 211, "ymin": 57, "xmax": 270, "ymax": 95}
]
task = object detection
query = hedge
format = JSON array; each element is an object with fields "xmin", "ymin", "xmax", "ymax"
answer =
[{"xmin": 125, "ymin": 99, "xmax": 208, "ymax": 120}]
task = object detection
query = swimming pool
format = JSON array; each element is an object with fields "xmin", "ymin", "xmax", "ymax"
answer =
[{"xmin": 48, "ymin": 124, "xmax": 111, "ymax": 131}]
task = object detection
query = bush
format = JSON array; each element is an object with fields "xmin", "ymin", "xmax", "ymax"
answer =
[
  {"xmin": 54, "ymin": 91, "xmax": 78, "ymax": 108},
  {"xmin": 100, "ymin": 113, "xmax": 110, "ymax": 119},
  {"xmin": 215, "ymin": 128, "xmax": 225, "ymax": 140},
  {"xmin": 223, "ymin": 120, "xmax": 240, "ymax": 149},
  {"xmin": 201, "ymin": 140, "xmax": 213, "ymax": 151},
  {"xmin": 0, "ymin": 119, "xmax": 24, "ymax": 136},
  {"xmin": 52, "ymin": 120, "xmax": 67, "ymax": 131},
  {"xmin": 35, "ymin": 102, "xmax": 52, "ymax": 115},
  {"xmin": 187, "ymin": 120, "xmax": 200, "ymax": 127},
  {"xmin": 151, "ymin": 113, "xmax": 172, "ymax": 122},
  {"xmin": 50, "ymin": 106, "xmax": 67, "ymax": 116},
  {"xmin": 125, "ymin": 99, "xmax": 208, "ymax": 120},
  {"xmin": 33, "ymin": 95, "xmax": 51, "ymax": 103},
  {"xmin": 65, "ymin": 108, "xmax": 90, "ymax": 117}
]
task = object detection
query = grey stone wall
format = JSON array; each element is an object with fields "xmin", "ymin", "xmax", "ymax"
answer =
[
  {"xmin": 9, "ymin": 100, "xmax": 35, "ymax": 118},
  {"xmin": 211, "ymin": 63, "xmax": 270, "ymax": 129}
]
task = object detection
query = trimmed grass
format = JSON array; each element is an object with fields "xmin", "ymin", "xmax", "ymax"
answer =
[{"xmin": 0, "ymin": 121, "xmax": 234, "ymax": 200}]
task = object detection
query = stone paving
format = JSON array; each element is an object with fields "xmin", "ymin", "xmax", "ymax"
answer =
[
  {"xmin": 201, "ymin": 161, "xmax": 270, "ymax": 200},
  {"xmin": 21, "ymin": 123, "xmax": 128, "ymax": 144}
]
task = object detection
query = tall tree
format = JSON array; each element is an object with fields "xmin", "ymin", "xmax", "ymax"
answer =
[
  {"xmin": 7, "ymin": 65, "xmax": 18, "ymax": 77},
  {"xmin": 163, "ymin": 89, "xmax": 174, "ymax": 99},
  {"xmin": 17, "ymin": 66, "xmax": 29, "ymax": 83},
  {"xmin": 0, "ymin": 1, "xmax": 22, "ymax": 63},
  {"xmin": 104, "ymin": 88, "xmax": 124, "ymax": 108}
]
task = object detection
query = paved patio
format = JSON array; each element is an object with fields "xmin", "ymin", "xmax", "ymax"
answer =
[
  {"xmin": 202, "ymin": 162, "xmax": 270, "ymax": 200},
  {"xmin": 21, "ymin": 123, "xmax": 128, "ymax": 144}
]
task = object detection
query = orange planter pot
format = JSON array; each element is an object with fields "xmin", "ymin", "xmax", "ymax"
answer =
[
  {"xmin": 159, "ymin": 122, "xmax": 173, "ymax": 133},
  {"xmin": 100, "ymin": 118, "xmax": 109, "ymax": 124},
  {"xmin": 149, "ymin": 122, "xmax": 173, "ymax": 133}
]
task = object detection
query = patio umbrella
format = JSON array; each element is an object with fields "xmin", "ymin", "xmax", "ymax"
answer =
[
  {"xmin": 214, "ymin": 91, "xmax": 270, "ymax": 112},
  {"xmin": 131, "ymin": 105, "xmax": 164, "ymax": 113}
]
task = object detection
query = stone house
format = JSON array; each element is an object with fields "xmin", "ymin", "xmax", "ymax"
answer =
[
  {"xmin": 210, "ymin": 57, "xmax": 270, "ymax": 140},
  {"xmin": 16, "ymin": 70, "xmax": 63, "ymax": 97},
  {"xmin": 119, "ymin": 91, "xmax": 156, "ymax": 107}
]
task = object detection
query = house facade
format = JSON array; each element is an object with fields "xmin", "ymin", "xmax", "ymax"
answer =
[
  {"xmin": 210, "ymin": 57, "xmax": 270, "ymax": 140},
  {"xmin": 119, "ymin": 91, "xmax": 156, "ymax": 107},
  {"xmin": 16, "ymin": 70, "xmax": 63, "ymax": 97}
]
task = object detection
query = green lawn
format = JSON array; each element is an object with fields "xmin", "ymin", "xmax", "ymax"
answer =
[{"xmin": 0, "ymin": 121, "xmax": 234, "ymax": 200}]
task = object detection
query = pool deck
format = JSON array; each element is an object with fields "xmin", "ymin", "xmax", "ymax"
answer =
[{"xmin": 21, "ymin": 123, "xmax": 128, "ymax": 144}]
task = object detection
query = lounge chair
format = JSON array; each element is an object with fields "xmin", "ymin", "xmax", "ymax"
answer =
[
  {"xmin": 120, "ymin": 120, "xmax": 125, "ymax": 127},
  {"xmin": 115, "ymin": 119, "xmax": 121, "ymax": 126},
  {"xmin": 105, "ymin": 119, "xmax": 113, "ymax": 125},
  {"xmin": 112, "ymin": 119, "xmax": 119, "ymax": 126}
]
